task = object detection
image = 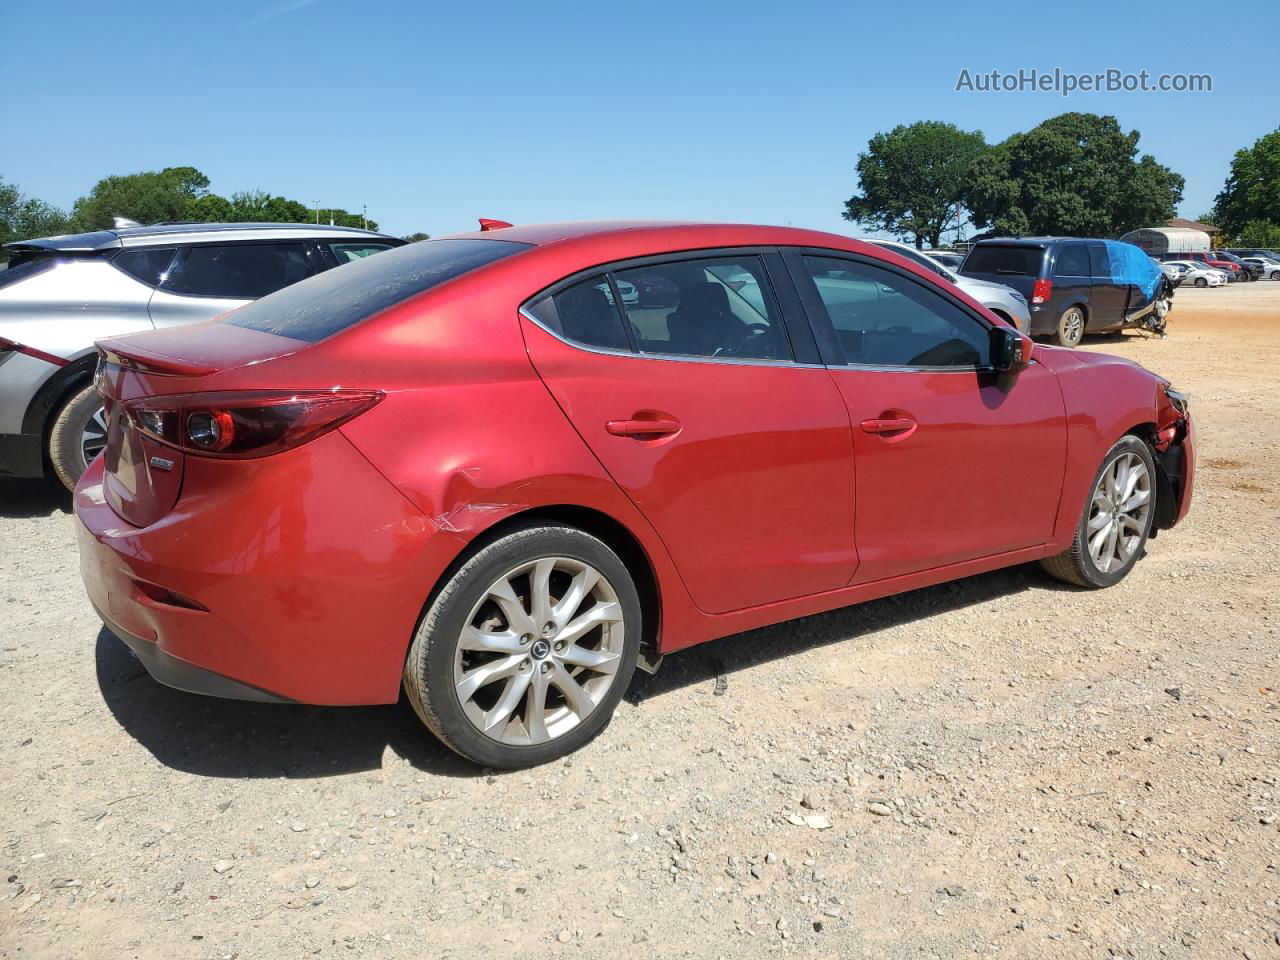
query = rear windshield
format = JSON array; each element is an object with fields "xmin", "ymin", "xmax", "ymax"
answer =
[
  {"xmin": 221, "ymin": 238, "xmax": 531, "ymax": 342},
  {"xmin": 963, "ymin": 245, "xmax": 1045, "ymax": 276}
]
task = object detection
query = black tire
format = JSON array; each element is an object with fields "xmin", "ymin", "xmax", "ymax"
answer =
[
  {"xmin": 48, "ymin": 383, "xmax": 106, "ymax": 491},
  {"xmin": 1194, "ymin": 277, "xmax": 1207, "ymax": 287},
  {"xmin": 1053, "ymin": 306, "xmax": 1086, "ymax": 348},
  {"xmin": 403, "ymin": 523, "xmax": 642, "ymax": 768},
  {"xmin": 1040, "ymin": 435, "xmax": 1157, "ymax": 589},
  {"xmin": 1270, "ymin": 271, "xmax": 1280, "ymax": 281}
]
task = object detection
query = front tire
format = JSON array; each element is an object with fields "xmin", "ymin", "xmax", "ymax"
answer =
[
  {"xmin": 1041, "ymin": 435, "xmax": 1156, "ymax": 589},
  {"xmin": 403, "ymin": 523, "xmax": 641, "ymax": 768},
  {"xmin": 48, "ymin": 384, "xmax": 108, "ymax": 491},
  {"xmin": 1053, "ymin": 306, "xmax": 1085, "ymax": 347}
]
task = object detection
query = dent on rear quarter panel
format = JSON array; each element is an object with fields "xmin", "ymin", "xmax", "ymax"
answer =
[{"xmin": 1039, "ymin": 348, "xmax": 1161, "ymax": 545}]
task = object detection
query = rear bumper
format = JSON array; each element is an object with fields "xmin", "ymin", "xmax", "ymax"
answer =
[
  {"xmin": 74, "ymin": 432, "xmax": 463, "ymax": 705},
  {"xmin": 96, "ymin": 608, "xmax": 292, "ymax": 702},
  {"xmin": 0, "ymin": 432, "xmax": 44, "ymax": 478}
]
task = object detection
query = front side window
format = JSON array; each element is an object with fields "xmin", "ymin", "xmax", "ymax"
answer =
[
  {"xmin": 801, "ymin": 255, "xmax": 991, "ymax": 368},
  {"xmin": 525, "ymin": 275, "xmax": 631, "ymax": 351},
  {"xmin": 162, "ymin": 243, "xmax": 315, "ymax": 299},
  {"xmin": 612, "ymin": 255, "xmax": 791, "ymax": 361}
]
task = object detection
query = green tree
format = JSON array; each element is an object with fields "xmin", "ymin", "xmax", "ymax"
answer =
[
  {"xmin": 1, "ymin": 176, "xmax": 71, "ymax": 256},
  {"xmin": 843, "ymin": 121, "xmax": 987, "ymax": 248},
  {"xmin": 965, "ymin": 113, "xmax": 1183, "ymax": 237},
  {"xmin": 71, "ymin": 166, "xmax": 211, "ymax": 230},
  {"xmin": 1212, "ymin": 128, "xmax": 1280, "ymax": 238},
  {"xmin": 402, "ymin": 232, "xmax": 430, "ymax": 242},
  {"xmin": 184, "ymin": 193, "xmax": 234, "ymax": 222}
]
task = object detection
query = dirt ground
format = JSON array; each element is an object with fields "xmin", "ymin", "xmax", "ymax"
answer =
[{"xmin": 2, "ymin": 282, "xmax": 1277, "ymax": 960}]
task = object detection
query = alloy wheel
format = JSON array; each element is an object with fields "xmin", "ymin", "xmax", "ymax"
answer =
[
  {"xmin": 1059, "ymin": 308, "xmax": 1084, "ymax": 346},
  {"xmin": 453, "ymin": 556, "xmax": 625, "ymax": 746},
  {"xmin": 80, "ymin": 404, "xmax": 109, "ymax": 467},
  {"xmin": 1087, "ymin": 451, "xmax": 1151, "ymax": 574}
]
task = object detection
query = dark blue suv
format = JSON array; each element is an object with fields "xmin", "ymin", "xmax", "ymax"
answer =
[{"xmin": 960, "ymin": 238, "xmax": 1173, "ymax": 347}]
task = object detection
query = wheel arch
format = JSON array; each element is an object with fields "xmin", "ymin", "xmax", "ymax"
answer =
[
  {"xmin": 21, "ymin": 350, "xmax": 98, "ymax": 439},
  {"xmin": 411, "ymin": 504, "xmax": 663, "ymax": 665}
]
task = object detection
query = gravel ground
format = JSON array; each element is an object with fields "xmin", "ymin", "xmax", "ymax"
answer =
[{"xmin": 2, "ymin": 283, "xmax": 1277, "ymax": 959}]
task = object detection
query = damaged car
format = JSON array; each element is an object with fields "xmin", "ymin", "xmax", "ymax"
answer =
[{"xmin": 75, "ymin": 220, "xmax": 1195, "ymax": 768}]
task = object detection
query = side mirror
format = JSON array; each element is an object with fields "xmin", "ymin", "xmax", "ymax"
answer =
[{"xmin": 990, "ymin": 325, "xmax": 1032, "ymax": 379}]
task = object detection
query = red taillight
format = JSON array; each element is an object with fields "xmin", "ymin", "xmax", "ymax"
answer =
[
  {"xmin": 124, "ymin": 390, "xmax": 382, "ymax": 459},
  {"xmin": 1031, "ymin": 278, "xmax": 1053, "ymax": 305}
]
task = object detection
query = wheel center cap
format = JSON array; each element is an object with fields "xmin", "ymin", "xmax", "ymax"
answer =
[{"xmin": 531, "ymin": 639, "xmax": 551, "ymax": 660}]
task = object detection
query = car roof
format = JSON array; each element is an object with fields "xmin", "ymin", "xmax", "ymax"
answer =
[
  {"xmin": 4, "ymin": 221, "xmax": 397, "ymax": 252},
  {"xmin": 438, "ymin": 219, "xmax": 889, "ymax": 255}
]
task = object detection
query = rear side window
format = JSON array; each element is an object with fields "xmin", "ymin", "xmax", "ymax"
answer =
[
  {"xmin": 613, "ymin": 256, "xmax": 791, "ymax": 361},
  {"xmin": 222, "ymin": 238, "xmax": 530, "ymax": 342},
  {"xmin": 525, "ymin": 275, "xmax": 631, "ymax": 351},
  {"xmin": 1088, "ymin": 244, "xmax": 1110, "ymax": 278},
  {"xmin": 328, "ymin": 242, "xmax": 395, "ymax": 264},
  {"xmin": 113, "ymin": 247, "xmax": 176, "ymax": 287},
  {"xmin": 963, "ymin": 245, "xmax": 1044, "ymax": 276},
  {"xmin": 1052, "ymin": 244, "xmax": 1090, "ymax": 278},
  {"xmin": 162, "ymin": 243, "xmax": 314, "ymax": 299}
]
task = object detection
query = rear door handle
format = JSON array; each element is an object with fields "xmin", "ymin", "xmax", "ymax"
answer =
[
  {"xmin": 860, "ymin": 417, "xmax": 916, "ymax": 436},
  {"xmin": 606, "ymin": 418, "xmax": 681, "ymax": 438}
]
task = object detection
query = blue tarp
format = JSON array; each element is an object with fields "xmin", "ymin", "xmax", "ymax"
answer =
[{"xmin": 1105, "ymin": 240, "xmax": 1163, "ymax": 300}]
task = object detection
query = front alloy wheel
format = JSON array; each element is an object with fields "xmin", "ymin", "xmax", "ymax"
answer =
[
  {"xmin": 1041, "ymin": 435, "xmax": 1156, "ymax": 588},
  {"xmin": 403, "ymin": 524, "xmax": 641, "ymax": 767}
]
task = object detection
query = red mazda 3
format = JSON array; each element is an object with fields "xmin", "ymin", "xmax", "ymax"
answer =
[{"xmin": 75, "ymin": 221, "xmax": 1195, "ymax": 767}]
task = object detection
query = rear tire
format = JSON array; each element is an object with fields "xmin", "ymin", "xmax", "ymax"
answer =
[
  {"xmin": 49, "ymin": 384, "xmax": 107, "ymax": 491},
  {"xmin": 403, "ymin": 523, "xmax": 641, "ymax": 768},
  {"xmin": 1041, "ymin": 435, "xmax": 1156, "ymax": 589},
  {"xmin": 1053, "ymin": 306, "xmax": 1085, "ymax": 348}
]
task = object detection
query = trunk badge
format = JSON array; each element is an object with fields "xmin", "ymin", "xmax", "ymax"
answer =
[{"xmin": 149, "ymin": 455, "xmax": 175, "ymax": 471}]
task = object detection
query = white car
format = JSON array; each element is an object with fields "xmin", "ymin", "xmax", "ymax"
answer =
[
  {"xmin": 1158, "ymin": 261, "xmax": 1189, "ymax": 285},
  {"xmin": 1240, "ymin": 257, "xmax": 1280, "ymax": 280},
  {"xmin": 1163, "ymin": 260, "xmax": 1228, "ymax": 287}
]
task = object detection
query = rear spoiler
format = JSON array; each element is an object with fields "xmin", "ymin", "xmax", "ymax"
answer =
[{"xmin": 96, "ymin": 338, "xmax": 219, "ymax": 377}]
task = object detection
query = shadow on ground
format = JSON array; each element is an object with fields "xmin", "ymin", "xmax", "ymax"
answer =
[
  {"xmin": 96, "ymin": 563, "xmax": 1062, "ymax": 780},
  {"xmin": 0, "ymin": 478, "xmax": 71, "ymax": 518}
]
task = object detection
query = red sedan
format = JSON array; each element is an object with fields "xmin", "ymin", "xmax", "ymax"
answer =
[{"xmin": 75, "ymin": 221, "xmax": 1195, "ymax": 767}]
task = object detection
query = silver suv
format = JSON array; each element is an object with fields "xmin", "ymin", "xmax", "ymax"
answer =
[
  {"xmin": 865, "ymin": 239, "xmax": 1031, "ymax": 335},
  {"xmin": 0, "ymin": 222, "xmax": 403, "ymax": 489}
]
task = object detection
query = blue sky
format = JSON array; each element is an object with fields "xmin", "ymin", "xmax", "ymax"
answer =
[{"xmin": 3, "ymin": 1, "xmax": 1271, "ymax": 239}]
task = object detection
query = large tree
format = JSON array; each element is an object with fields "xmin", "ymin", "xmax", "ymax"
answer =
[
  {"xmin": 1, "ymin": 176, "xmax": 71, "ymax": 255},
  {"xmin": 71, "ymin": 166, "xmax": 211, "ymax": 230},
  {"xmin": 965, "ymin": 113, "xmax": 1183, "ymax": 237},
  {"xmin": 843, "ymin": 121, "xmax": 986, "ymax": 248},
  {"xmin": 1212, "ymin": 128, "xmax": 1280, "ymax": 238}
]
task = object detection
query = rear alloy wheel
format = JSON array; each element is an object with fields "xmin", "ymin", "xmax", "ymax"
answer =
[
  {"xmin": 48, "ymin": 384, "xmax": 108, "ymax": 491},
  {"xmin": 1041, "ymin": 435, "xmax": 1156, "ymax": 589},
  {"xmin": 1054, "ymin": 306, "xmax": 1085, "ymax": 347},
  {"xmin": 1271, "ymin": 271, "xmax": 1280, "ymax": 281},
  {"xmin": 403, "ymin": 524, "xmax": 641, "ymax": 767}
]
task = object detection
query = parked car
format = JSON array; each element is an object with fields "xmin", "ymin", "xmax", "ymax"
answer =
[
  {"xmin": 75, "ymin": 221, "xmax": 1195, "ymax": 768},
  {"xmin": 1163, "ymin": 260, "xmax": 1228, "ymax": 287},
  {"xmin": 1240, "ymin": 257, "xmax": 1280, "ymax": 280},
  {"xmin": 866, "ymin": 239, "xmax": 1031, "ymax": 334},
  {"xmin": 1154, "ymin": 250, "xmax": 1243, "ymax": 282},
  {"xmin": 1224, "ymin": 247, "xmax": 1280, "ymax": 262},
  {"xmin": 925, "ymin": 251, "xmax": 965, "ymax": 271},
  {"xmin": 1211, "ymin": 250, "xmax": 1261, "ymax": 280},
  {"xmin": 0, "ymin": 222, "xmax": 404, "ymax": 489},
  {"xmin": 959, "ymin": 238, "xmax": 1175, "ymax": 347},
  {"xmin": 1158, "ymin": 261, "xmax": 1189, "ymax": 286}
]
